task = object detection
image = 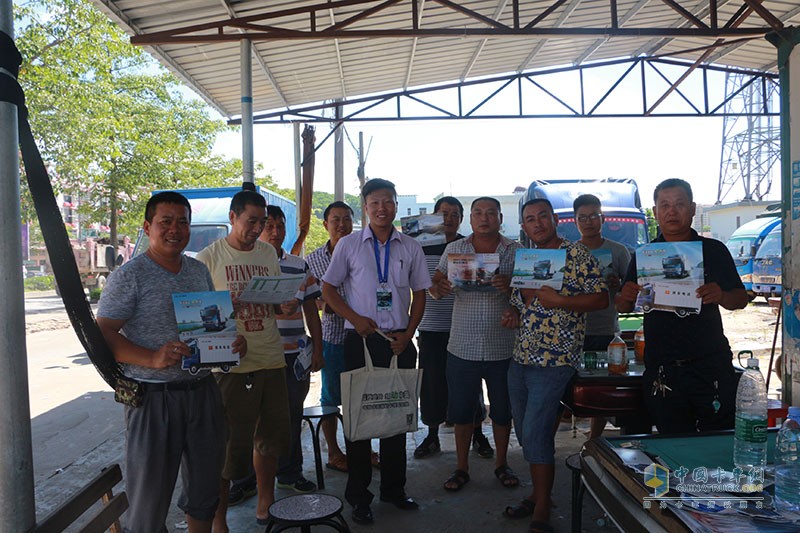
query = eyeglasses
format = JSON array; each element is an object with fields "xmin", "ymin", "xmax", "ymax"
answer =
[{"xmin": 577, "ymin": 214, "xmax": 603, "ymax": 224}]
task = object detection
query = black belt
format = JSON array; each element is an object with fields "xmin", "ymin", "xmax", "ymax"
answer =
[
  {"xmin": 663, "ymin": 358, "xmax": 697, "ymax": 367},
  {"xmin": 141, "ymin": 375, "xmax": 212, "ymax": 392}
]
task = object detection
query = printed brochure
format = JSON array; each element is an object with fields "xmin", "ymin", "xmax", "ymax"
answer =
[
  {"xmin": 448, "ymin": 253, "xmax": 500, "ymax": 291},
  {"xmin": 510, "ymin": 249, "xmax": 567, "ymax": 290},
  {"xmin": 238, "ymin": 273, "xmax": 305, "ymax": 305},
  {"xmin": 591, "ymin": 249, "xmax": 613, "ymax": 278},
  {"xmin": 635, "ymin": 242, "xmax": 703, "ymax": 316},
  {"xmin": 400, "ymin": 213, "xmax": 446, "ymax": 245},
  {"xmin": 172, "ymin": 291, "xmax": 239, "ymax": 374}
]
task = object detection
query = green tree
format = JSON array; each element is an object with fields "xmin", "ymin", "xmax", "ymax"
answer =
[
  {"xmin": 645, "ymin": 207, "xmax": 658, "ymax": 240},
  {"xmin": 15, "ymin": 0, "xmax": 240, "ymax": 241}
]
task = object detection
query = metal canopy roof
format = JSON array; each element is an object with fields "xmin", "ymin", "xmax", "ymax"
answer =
[{"xmin": 90, "ymin": 0, "xmax": 800, "ymax": 119}]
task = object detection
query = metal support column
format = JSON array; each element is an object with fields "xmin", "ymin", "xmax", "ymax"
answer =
[
  {"xmin": 334, "ymin": 100, "xmax": 344, "ymax": 201},
  {"xmin": 294, "ymin": 122, "xmax": 302, "ymax": 235},
  {"xmin": 0, "ymin": 3, "xmax": 36, "ymax": 530},
  {"xmin": 241, "ymin": 39, "xmax": 254, "ymax": 184},
  {"xmin": 767, "ymin": 27, "xmax": 800, "ymax": 405}
]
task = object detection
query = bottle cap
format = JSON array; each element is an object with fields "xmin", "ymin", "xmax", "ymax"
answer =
[{"xmin": 747, "ymin": 357, "xmax": 759, "ymax": 369}]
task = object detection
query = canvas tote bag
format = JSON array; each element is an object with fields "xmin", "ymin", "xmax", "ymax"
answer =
[{"xmin": 341, "ymin": 338, "xmax": 422, "ymax": 441}]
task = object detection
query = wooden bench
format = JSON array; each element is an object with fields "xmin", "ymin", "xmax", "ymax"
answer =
[{"xmin": 36, "ymin": 464, "xmax": 128, "ymax": 533}]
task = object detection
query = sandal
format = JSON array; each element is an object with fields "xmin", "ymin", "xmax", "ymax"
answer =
[
  {"xmin": 494, "ymin": 464, "xmax": 520, "ymax": 488},
  {"xmin": 325, "ymin": 454, "xmax": 348, "ymax": 473},
  {"xmin": 443, "ymin": 469, "xmax": 470, "ymax": 492},
  {"xmin": 504, "ymin": 499, "xmax": 535, "ymax": 519},
  {"xmin": 528, "ymin": 520, "xmax": 554, "ymax": 532}
]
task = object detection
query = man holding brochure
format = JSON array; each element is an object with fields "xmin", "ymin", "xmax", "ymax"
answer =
[
  {"xmin": 322, "ymin": 178, "xmax": 430, "ymax": 525},
  {"xmin": 196, "ymin": 190, "xmax": 292, "ymax": 529},
  {"xmin": 616, "ymin": 178, "xmax": 748, "ymax": 435},
  {"xmin": 501, "ymin": 198, "xmax": 606, "ymax": 533},
  {"xmin": 260, "ymin": 204, "xmax": 324, "ymax": 494},
  {"xmin": 98, "ymin": 192, "xmax": 246, "ymax": 533},
  {"xmin": 428, "ymin": 197, "xmax": 520, "ymax": 493}
]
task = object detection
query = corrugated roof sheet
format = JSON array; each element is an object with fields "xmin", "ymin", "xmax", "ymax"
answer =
[{"xmin": 89, "ymin": 0, "xmax": 800, "ymax": 118}]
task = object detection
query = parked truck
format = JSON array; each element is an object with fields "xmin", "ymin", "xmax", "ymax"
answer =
[
  {"xmin": 57, "ymin": 236, "xmax": 134, "ymax": 291},
  {"xmin": 725, "ymin": 216, "xmax": 780, "ymax": 298},
  {"xmin": 518, "ymin": 178, "xmax": 649, "ymax": 252},
  {"xmin": 752, "ymin": 225, "xmax": 782, "ymax": 299},
  {"xmin": 134, "ymin": 186, "xmax": 298, "ymax": 257},
  {"xmin": 662, "ymin": 255, "xmax": 688, "ymax": 278}
]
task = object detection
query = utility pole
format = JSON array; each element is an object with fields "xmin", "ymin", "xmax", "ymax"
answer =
[{"xmin": 357, "ymin": 131, "xmax": 367, "ymax": 227}]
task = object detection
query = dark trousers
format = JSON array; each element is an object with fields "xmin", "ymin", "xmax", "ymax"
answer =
[
  {"xmin": 343, "ymin": 330, "xmax": 417, "ymax": 506},
  {"xmin": 643, "ymin": 357, "xmax": 739, "ymax": 434},
  {"xmin": 277, "ymin": 352, "xmax": 311, "ymax": 484},
  {"xmin": 418, "ymin": 330, "xmax": 486, "ymax": 427}
]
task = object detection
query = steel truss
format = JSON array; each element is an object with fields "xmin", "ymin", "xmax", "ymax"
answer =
[
  {"xmin": 717, "ymin": 72, "xmax": 779, "ymax": 202},
  {"xmin": 234, "ymin": 57, "xmax": 778, "ymax": 124},
  {"xmin": 130, "ymin": 0, "xmax": 782, "ymax": 45}
]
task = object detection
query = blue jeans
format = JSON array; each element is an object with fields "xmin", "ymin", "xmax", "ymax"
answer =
[
  {"xmin": 445, "ymin": 354, "xmax": 511, "ymax": 426},
  {"xmin": 320, "ymin": 341, "xmax": 345, "ymax": 407},
  {"xmin": 508, "ymin": 361, "xmax": 575, "ymax": 464}
]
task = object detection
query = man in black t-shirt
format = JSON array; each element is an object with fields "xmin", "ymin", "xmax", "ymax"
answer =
[{"xmin": 616, "ymin": 179, "xmax": 748, "ymax": 434}]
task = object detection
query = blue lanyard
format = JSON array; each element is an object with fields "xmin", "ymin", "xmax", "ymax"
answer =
[{"xmin": 371, "ymin": 228, "xmax": 391, "ymax": 285}]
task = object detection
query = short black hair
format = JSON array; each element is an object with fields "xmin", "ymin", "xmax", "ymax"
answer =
[
  {"xmin": 230, "ymin": 190, "xmax": 266, "ymax": 215},
  {"xmin": 573, "ymin": 194, "xmax": 601, "ymax": 212},
  {"xmin": 434, "ymin": 196, "xmax": 464, "ymax": 218},
  {"xmin": 521, "ymin": 198, "xmax": 554, "ymax": 214},
  {"xmin": 471, "ymin": 196, "xmax": 501, "ymax": 212},
  {"xmin": 654, "ymin": 178, "xmax": 693, "ymax": 203},
  {"xmin": 145, "ymin": 191, "xmax": 192, "ymax": 223},
  {"xmin": 361, "ymin": 178, "xmax": 397, "ymax": 201},
  {"xmin": 267, "ymin": 205, "xmax": 286, "ymax": 222},
  {"xmin": 323, "ymin": 201, "xmax": 354, "ymax": 221}
]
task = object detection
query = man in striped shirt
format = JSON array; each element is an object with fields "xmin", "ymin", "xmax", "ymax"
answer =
[
  {"xmin": 414, "ymin": 196, "xmax": 493, "ymax": 460},
  {"xmin": 306, "ymin": 201, "xmax": 354, "ymax": 472},
  {"xmin": 260, "ymin": 205, "xmax": 324, "ymax": 494}
]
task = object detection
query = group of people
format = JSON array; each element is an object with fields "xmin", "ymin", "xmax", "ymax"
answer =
[{"xmin": 97, "ymin": 176, "xmax": 747, "ymax": 533}]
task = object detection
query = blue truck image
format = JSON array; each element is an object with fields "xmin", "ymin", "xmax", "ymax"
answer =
[
  {"xmin": 519, "ymin": 178, "xmax": 649, "ymax": 253},
  {"xmin": 725, "ymin": 216, "xmax": 780, "ymax": 298},
  {"xmin": 533, "ymin": 259, "xmax": 553, "ymax": 279},
  {"xmin": 200, "ymin": 304, "xmax": 227, "ymax": 331},
  {"xmin": 134, "ymin": 186, "xmax": 297, "ymax": 257},
  {"xmin": 752, "ymin": 225, "xmax": 782, "ymax": 299},
  {"xmin": 662, "ymin": 255, "xmax": 688, "ymax": 278}
]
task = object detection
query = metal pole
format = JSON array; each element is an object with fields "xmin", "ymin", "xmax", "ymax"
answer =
[
  {"xmin": 294, "ymin": 122, "xmax": 302, "ymax": 237},
  {"xmin": 334, "ymin": 100, "xmax": 344, "ymax": 201},
  {"xmin": 241, "ymin": 39, "xmax": 254, "ymax": 184},
  {"xmin": 0, "ymin": 4, "xmax": 37, "ymax": 529},
  {"xmin": 358, "ymin": 131, "xmax": 367, "ymax": 228}
]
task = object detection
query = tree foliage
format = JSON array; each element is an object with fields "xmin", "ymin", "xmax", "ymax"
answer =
[{"xmin": 15, "ymin": 0, "xmax": 241, "ymax": 238}]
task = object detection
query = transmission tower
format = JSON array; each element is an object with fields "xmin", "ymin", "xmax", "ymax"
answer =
[{"xmin": 717, "ymin": 72, "xmax": 780, "ymax": 204}]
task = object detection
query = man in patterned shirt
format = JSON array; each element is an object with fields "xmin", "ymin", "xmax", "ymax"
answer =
[
  {"xmin": 306, "ymin": 201, "xmax": 353, "ymax": 472},
  {"xmin": 501, "ymin": 198, "xmax": 607, "ymax": 533},
  {"xmin": 429, "ymin": 197, "xmax": 520, "ymax": 493}
]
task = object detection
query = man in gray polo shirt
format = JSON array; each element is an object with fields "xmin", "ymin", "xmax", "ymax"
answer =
[{"xmin": 97, "ymin": 191, "xmax": 245, "ymax": 533}]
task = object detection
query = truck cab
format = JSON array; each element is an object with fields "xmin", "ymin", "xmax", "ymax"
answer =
[
  {"xmin": 518, "ymin": 178, "xmax": 649, "ymax": 252},
  {"xmin": 725, "ymin": 216, "xmax": 780, "ymax": 297},
  {"xmin": 752, "ymin": 225, "xmax": 782, "ymax": 299},
  {"xmin": 133, "ymin": 187, "xmax": 297, "ymax": 257}
]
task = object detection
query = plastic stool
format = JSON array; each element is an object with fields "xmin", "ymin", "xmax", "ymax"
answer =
[
  {"xmin": 302, "ymin": 406, "xmax": 343, "ymax": 490},
  {"xmin": 565, "ymin": 452, "xmax": 586, "ymax": 533},
  {"xmin": 264, "ymin": 493, "xmax": 350, "ymax": 532}
]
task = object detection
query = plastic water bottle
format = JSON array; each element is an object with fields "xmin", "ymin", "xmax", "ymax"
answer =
[
  {"xmin": 607, "ymin": 331, "xmax": 627, "ymax": 375},
  {"xmin": 633, "ymin": 325, "xmax": 645, "ymax": 362},
  {"xmin": 774, "ymin": 406, "xmax": 800, "ymax": 517},
  {"xmin": 733, "ymin": 355, "xmax": 768, "ymax": 470}
]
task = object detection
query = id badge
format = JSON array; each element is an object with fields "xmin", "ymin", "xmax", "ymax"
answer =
[{"xmin": 377, "ymin": 287, "xmax": 393, "ymax": 312}]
